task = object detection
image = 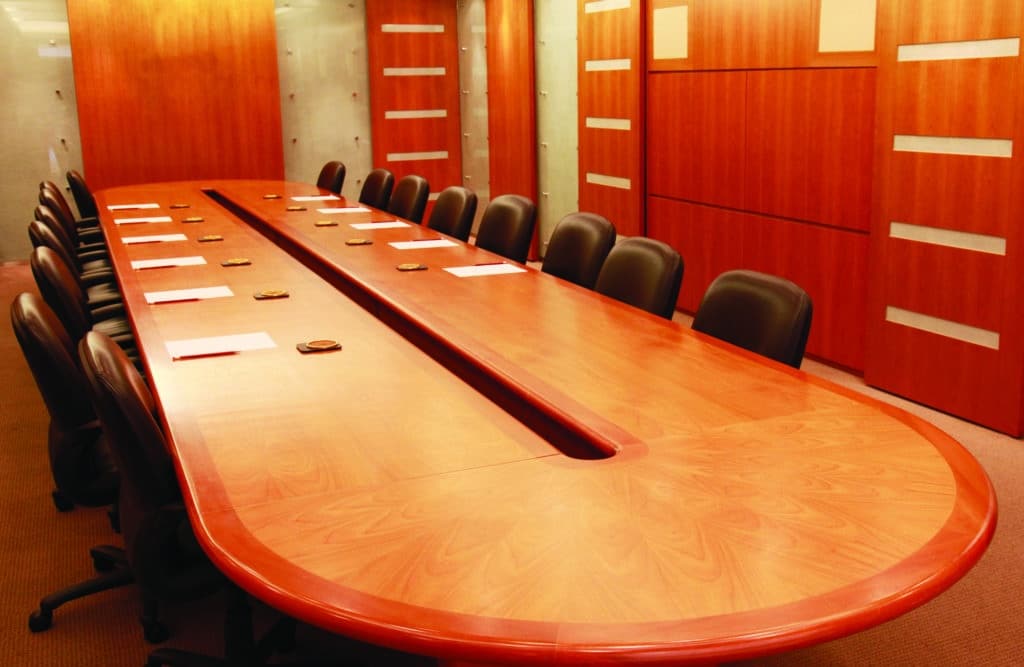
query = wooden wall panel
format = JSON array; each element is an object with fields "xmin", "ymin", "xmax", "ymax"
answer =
[
  {"xmin": 647, "ymin": 71, "xmax": 746, "ymax": 209},
  {"xmin": 68, "ymin": 0, "xmax": 283, "ymax": 190},
  {"xmin": 696, "ymin": 0, "xmax": 812, "ymax": 70},
  {"xmin": 579, "ymin": 0, "xmax": 644, "ymax": 237},
  {"xmin": 866, "ymin": 0, "xmax": 1024, "ymax": 434},
  {"xmin": 365, "ymin": 0, "xmax": 462, "ymax": 202},
  {"xmin": 745, "ymin": 68, "xmax": 876, "ymax": 231},
  {"xmin": 486, "ymin": 0, "xmax": 538, "ymax": 202},
  {"xmin": 649, "ymin": 196, "xmax": 868, "ymax": 370}
]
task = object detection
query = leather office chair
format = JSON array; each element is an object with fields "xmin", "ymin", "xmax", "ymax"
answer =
[
  {"xmin": 426, "ymin": 186, "xmax": 477, "ymax": 241},
  {"xmin": 34, "ymin": 206, "xmax": 109, "ymax": 272},
  {"xmin": 386, "ymin": 174, "xmax": 430, "ymax": 223},
  {"xmin": 358, "ymin": 168, "xmax": 395, "ymax": 210},
  {"xmin": 29, "ymin": 220, "xmax": 122, "ymax": 311},
  {"xmin": 39, "ymin": 187, "xmax": 105, "ymax": 248},
  {"xmin": 66, "ymin": 169, "xmax": 99, "ymax": 219},
  {"xmin": 594, "ymin": 237, "xmax": 683, "ymax": 319},
  {"xmin": 41, "ymin": 180, "xmax": 100, "ymax": 230},
  {"xmin": 474, "ymin": 194, "xmax": 537, "ymax": 264},
  {"xmin": 78, "ymin": 332, "xmax": 325, "ymax": 666},
  {"xmin": 30, "ymin": 246, "xmax": 137, "ymax": 354},
  {"xmin": 691, "ymin": 269, "xmax": 814, "ymax": 368},
  {"xmin": 316, "ymin": 160, "xmax": 346, "ymax": 195},
  {"xmin": 541, "ymin": 212, "xmax": 616, "ymax": 289},
  {"xmin": 10, "ymin": 292, "xmax": 118, "ymax": 511}
]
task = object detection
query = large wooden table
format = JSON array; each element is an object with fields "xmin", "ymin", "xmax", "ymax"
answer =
[{"xmin": 96, "ymin": 180, "xmax": 996, "ymax": 666}]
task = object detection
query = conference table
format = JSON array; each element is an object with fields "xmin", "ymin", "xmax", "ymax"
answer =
[{"xmin": 95, "ymin": 179, "xmax": 996, "ymax": 666}]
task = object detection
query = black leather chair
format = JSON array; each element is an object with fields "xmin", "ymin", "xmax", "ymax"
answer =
[
  {"xmin": 316, "ymin": 160, "xmax": 346, "ymax": 195},
  {"xmin": 78, "ymin": 332, "xmax": 326, "ymax": 666},
  {"xmin": 358, "ymin": 168, "xmax": 395, "ymax": 210},
  {"xmin": 691, "ymin": 269, "xmax": 814, "ymax": 368},
  {"xmin": 40, "ymin": 185, "xmax": 105, "ymax": 248},
  {"xmin": 29, "ymin": 220, "xmax": 122, "ymax": 311},
  {"xmin": 66, "ymin": 169, "xmax": 99, "ymax": 219},
  {"xmin": 426, "ymin": 186, "xmax": 477, "ymax": 241},
  {"xmin": 10, "ymin": 292, "xmax": 118, "ymax": 511},
  {"xmin": 474, "ymin": 194, "xmax": 537, "ymax": 264},
  {"xmin": 542, "ymin": 212, "xmax": 616, "ymax": 289},
  {"xmin": 594, "ymin": 237, "xmax": 683, "ymax": 319},
  {"xmin": 386, "ymin": 174, "xmax": 430, "ymax": 223},
  {"xmin": 29, "ymin": 247, "xmax": 137, "ymax": 354}
]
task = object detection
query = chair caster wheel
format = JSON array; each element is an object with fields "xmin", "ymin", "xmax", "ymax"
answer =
[
  {"xmin": 29, "ymin": 609, "xmax": 53, "ymax": 632},
  {"xmin": 91, "ymin": 553, "xmax": 116, "ymax": 573},
  {"xmin": 143, "ymin": 620, "xmax": 169, "ymax": 644},
  {"xmin": 51, "ymin": 490, "xmax": 74, "ymax": 512}
]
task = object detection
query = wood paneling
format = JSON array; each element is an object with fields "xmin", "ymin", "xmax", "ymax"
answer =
[
  {"xmin": 745, "ymin": 68, "xmax": 876, "ymax": 231},
  {"xmin": 67, "ymin": 0, "xmax": 283, "ymax": 190},
  {"xmin": 697, "ymin": 0, "xmax": 812, "ymax": 70},
  {"xmin": 486, "ymin": 0, "xmax": 538, "ymax": 202},
  {"xmin": 579, "ymin": 0, "xmax": 644, "ymax": 236},
  {"xmin": 866, "ymin": 0, "xmax": 1024, "ymax": 434},
  {"xmin": 647, "ymin": 71, "xmax": 746, "ymax": 209},
  {"xmin": 649, "ymin": 196, "xmax": 868, "ymax": 370},
  {"xmin": 365, "ymin": 0, "xmax": 462, "ymax": 197}
]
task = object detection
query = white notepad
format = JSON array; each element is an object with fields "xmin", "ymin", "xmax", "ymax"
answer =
[
  {"xmin": 121, "ymin": 234, "xmax": 188, "ymax": 245},
  {"xmin": 107, "ymin": 203, "xmax": 160, "ymax": 211},
  {"xmin": 443, "ymin": 264, "xmax": 527, "ymax": 278},
  {"xmin": 291, "ymin": 195, "xmax": 341, "ymax": 202},
  {"xmin": 114, "ymin": 215, "xmax": 174, "ymax": 225},
  {"xmin": 131, "ymin": 256, "xmax": 206, "ymax": 270},
  {"xmin": 144, "ymin": 285, "xmax": 233, "ymax": 304},
  {"xmin": 389, "ymin": 239, "xmax": 459, "ymax": 250},
  {"xmin": 316, "ymin": 207, "xmax": 371, "ymax": 214},
  {"xmin": 350, "ymin": 221, "xmax": 410, "ymax": 230},
  {"xmin": 165, "ymin": 332, "xmax": 276, "ymax": 360}
]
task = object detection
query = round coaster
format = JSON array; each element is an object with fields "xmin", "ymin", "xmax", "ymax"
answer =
[
  {"xmin": 345, "ymin": 238, "xmax": 372, "ymax": 246},
  {"xmin": 258, "ymin": 289, "xmax": 288, "ymax": 298},
  {"xmin": 306, "ymin": 339, "xmax": 339, "ymax": 350}
]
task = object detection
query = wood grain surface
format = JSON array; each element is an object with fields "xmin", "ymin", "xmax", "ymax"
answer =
[{"xmin": 95, "ymin": 180, "xmax": 996, "ymax": 665}]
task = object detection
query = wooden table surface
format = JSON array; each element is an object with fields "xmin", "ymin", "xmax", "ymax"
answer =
[{"xmin": 96, "ymin": 180, "xmax": 997, "ymax": 666}]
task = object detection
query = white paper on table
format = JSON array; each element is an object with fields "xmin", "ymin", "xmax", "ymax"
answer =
[
  {"xmin": 122, "ymin": 234, "xmax": 188, "ymax": 245},
  {"xmin": 144, "ymin": 285, "xmax": 233, "ymax": 304},
  {"xmin": 107, "ymin": 203, "xmax": 160, "ymax": 211},
  {"xmin": 131, "ymin": 256, "xmax": 207, "ymax": 270},
  {"xmin": 165, "ymin": 332, "xmax": 276, "ymax": 360},
  {"xmin": 350, "ymin": 221, "xmax": 410, "ymax": 230},
  {"xmin": 114, "ymin": 215, "xmax": 174, "ymax": 225},
  {"xmin": 291, "ymin": 195, "xmax": 341, "ymax": 202},
  {"xmin": 316, "ymin": 207, "xmax": 371, "ymax": 214},
  {"xmin": 389, "ymin": 239, "xmax": 459, "ymax": 250},
  {"xmin": 443, "ymin": 264, "xmax": 528, "ymax": 278}
]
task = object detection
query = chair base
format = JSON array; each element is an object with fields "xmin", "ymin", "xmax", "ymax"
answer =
[{"xmin": 28, "ymin": 544, "xmax": 132, "ymax": 632}]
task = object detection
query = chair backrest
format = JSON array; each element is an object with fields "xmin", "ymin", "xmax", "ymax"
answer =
[
  {"xmin": 386, "ymin": 174, "xmax": 430, "ymax": 223},
  {"xmin": 541, "ymin": 212, "xmax": 616, "ymax": 289},
  {"xmin": 29, "ymin": 219, "xmax": 85, "ymax": 279},
  {"xmin": 358, "ymin": 168, "xmax": 395, "ymax": 210},
  {"xmin": 594, "ymin": 237, "xmax": 683, "ymax": 319},
  {"xmin": 66, "ymin": 169, "xmax": 99, "ymax": 219},
  {"xmin": 78, "ymin": 331, "xmax": 188, "ymax": 581},
  {"xmin": 691, "ymin": 269, "xmax": 814, "ymax": 368},
  {"xmin": 40, "ymin": 181, "xmax": 79, "ymax": 224},
  {"xmin": 474, "ymin": 194, "xmax": 537, "ymax": 264},
  {"xmin": 316, "ymin": 160, "xmax": 347, "ymax": 194},
  {"xmin": 10, "ymin": 292, "xmax": 97, "ymax": 435},
  {"xmin": 30, "ymin": 246, "xmax": 91, "ymax": 342},
  {"xmin": 38, "ymin": 190, "xmax": 81, "ymax": 245},
  {"xmin": 426, "ymin": 186, "xmax": 478, "ymax": 241}
]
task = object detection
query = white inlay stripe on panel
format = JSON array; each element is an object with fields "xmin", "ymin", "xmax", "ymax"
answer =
[
  {"xmin": 886, "ymin": 306, "xmax": 1000, "ymax": 350},
  {"xmin": 385, "ymin": 109, "xmax": 448, "ymax": 120},
  {"xmin": 586, "ymin": 172, "xmax": 631, "ymax": 190},
  {"xmin": 585, "ymin": 58, "xmax": 631, "ymax": 72},
  {"xmin": 893, "ymin": 135, "xmax": 1013, "ymax": 158},
  {"xmin": 381, "ymin": 24, "xmax": 444, "ymax": 33},
  {"xmin": 585, "ymin": 117, "xmax": 631, "ymax": 131},
  {"xmin": 653, "ymin": 6, "xmax": 688, "ymax": 60},
  {"xmin": 898, "ymin": 37, "xmax": 1020, "ymax": 62},
  {"xmin": 890, "ymin": 222, "xmax": 1007, "ymax": 255},
  {"xmin": 584, "ymin": 0, "xmax": 631, "ymax": 13},
  {"xmin": 383, "ymin": 67, "xmax": 446, "ymax": 77},
  {"xmin": 386, "ymin": 151, "xmax": 449, "ymax": 162}
]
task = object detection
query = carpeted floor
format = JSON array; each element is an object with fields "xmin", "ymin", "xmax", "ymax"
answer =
[{"xmin": 2, "ymin": 260, "xmax": 1021, "ymax": 665}]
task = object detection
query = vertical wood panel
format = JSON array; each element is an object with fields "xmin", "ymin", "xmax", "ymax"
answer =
[
  {"xmin": 365, "ymin": 0, "xmax": 463, "ymax": 198},
  {"xmin": 68, "ymin": 0, "xmax": 283, "ymax": 190},
  {"xmin": 579, "ymin": 0, "xmax": 644, "ymax": 236},
  {"xmin": 866, "ymin": 0, "xmax": 1024, "ymax": 435}
]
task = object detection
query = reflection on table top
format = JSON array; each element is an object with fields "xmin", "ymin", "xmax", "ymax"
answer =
[{"xmin": 96, "ymin": 180, "xmax": 997, "ymax": 666}]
